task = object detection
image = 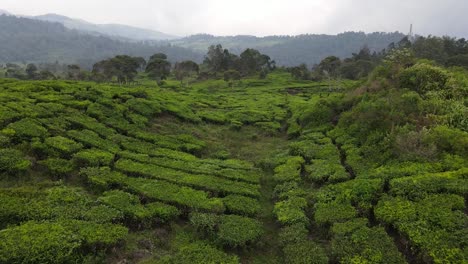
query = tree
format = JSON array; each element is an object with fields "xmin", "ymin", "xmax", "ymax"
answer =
[
  {"xmin": 38, "ymin": 70, "xmax": 56, "ymax": 80},
  {"xmin": 290, "ymin": 64, "xmax": 310, "ymax": 80},
  {"xmin": 318, "ymin": 56, "xmax": 342, "ymax": 78},
  {"xmin": 203, "ymin": 44, "xmax": 235, "ymax": 74},
  {"xmin": 412, "ymin": 36, "xmax": 448, "ymax": 64},
  {"xmin": 92, "ymin": 55, "xmax": 142, "ymax": 84},
  {"xmin": 5, "ymin": 63, "xmax": 25, "ymax": 79},
  {"xmin": 145, "ymin": 53, "xmax": 171, "ymax": 84},
  {"xmin": 173, "ymin": 60, "xmax": 199, "ymax": 86},
  {"xmin": 224, "ymin": 70, "xmax": 241, "ymax": 87},
  {"xmin": 25, "ymin": 63, "xmax": 38, "ymax": 79},
  {"xmin": 239, "ymin": 48, "xmax": 273, "ymax": 76},
  {"xmin": 67, "ymin": 64, "xmax": 81, "ymax": 80}
]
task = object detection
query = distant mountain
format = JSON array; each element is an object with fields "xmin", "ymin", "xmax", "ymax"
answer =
[
  {"xmin": 170, "ymin": 32, "xmax": 406, "ymax": 66},
  {"xmin": 33, "ymin": 13, "xmax": 178, "ymax": 41},
  {"xmin": 0, "ymin": 15, "xmax": 202, "ymax": 68},
  {"xmin": 0, "ymin": 9, "xmax": 11, "ymax": 15},
  {"xmin": 0, "ymin": 10, "xmax": 407, "ymax": 68}
]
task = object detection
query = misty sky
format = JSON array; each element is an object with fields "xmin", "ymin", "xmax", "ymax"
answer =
[{"xmin": 1, "ymin": 0, "xmax": 467, "ymax": 37}]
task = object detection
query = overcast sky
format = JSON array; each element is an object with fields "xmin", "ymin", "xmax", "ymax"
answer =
[{"xmin": 1, "ymin": 0, "xmax": 467, "ymax": 37}]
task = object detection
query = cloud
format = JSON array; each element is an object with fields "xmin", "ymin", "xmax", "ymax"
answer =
[{"xmin": 1, "ymin": 0, "xmax": 467, "ymax": 37}]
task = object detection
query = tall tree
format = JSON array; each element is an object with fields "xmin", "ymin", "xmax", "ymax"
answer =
[
  {"xmin": 173, "ymin": 60, "xmax": 199, "ymax": 85},
  {"xmin": 239, "ymin": 48, "xmax": 273, "ymax": 76},
  {"xmin": 92, "ymin": 55, "xmax": 142, "ymax": 83},
  {"xmin": 318, "ymin": 56, "xmax": 342, "ymax": 77},
  {"xmin": 25, "ymin": 63, "xmax": 38, "ymax": 80},
  {"xmin": 145, "ymin": 53, "xmax": 171, "ymax": 84}
]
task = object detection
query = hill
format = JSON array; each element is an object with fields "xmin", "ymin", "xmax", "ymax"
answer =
[
  {"xmin": 0, "ymin": 48, "xmax": 466, "ymax": 262},
  {"xmin": 33, "ymin": 13, "xmax": 178, "ymax": 41},
  {"xmin": 169, "ymin": 32, "xmax": 406, "ymax": 66},
  {"xmin": 0, "ymin": 13, "xmax": 406, "ymax": 67},
  {"xmin": 0, "ymin": 15, "xmax": 201, "ymax": 67}
]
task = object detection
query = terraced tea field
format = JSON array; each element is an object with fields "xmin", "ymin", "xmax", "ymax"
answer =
[{"xmin": 0, "ymin": 73, "xmax": 466, "ymax": 263}]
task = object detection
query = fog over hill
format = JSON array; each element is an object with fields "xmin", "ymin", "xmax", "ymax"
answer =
[
  {"xmin": 33, "ymin": 13, "xmax": 178, "ymax": 41},
  {"xmin": 0, "ymin": 10, "xmax": 405, "ymax": 67}
]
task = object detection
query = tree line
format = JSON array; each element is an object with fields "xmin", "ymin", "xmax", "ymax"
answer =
[
  {"xmin": 1, "ymin": 44, "xmax": 274, "ymax": 86},
  {"xmin": 3, "ymin": 35, "xmax": 468, "ymax": 86},
  {"xmin": 287, "ymin": 35, "xmax": 468, "ymax": 81}
]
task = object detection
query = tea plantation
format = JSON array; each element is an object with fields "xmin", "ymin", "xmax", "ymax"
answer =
[{"xmin": 0, "ymin": 68, "xmax": 466, "ymax": 263}]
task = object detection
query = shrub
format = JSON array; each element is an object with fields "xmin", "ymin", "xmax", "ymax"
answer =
[
  {"xmin": 314, "ymin": 202, "xmax": 357, "ymax": 225},
  {"xmin": 426, "ymin": 125, "xmax": 468, "ymax": 157},
  {"xmin": 73, "ymin": 149, "xmax": 115, "ymax": 167},
  {"xmin": 190, "ymin": 212, "xmax": 219, "ymax": 236},
  {"xmin": 82, "ymin": 205, "xmax": 124, "ymax": 223},
  {"xmin": 298, "ymin": 99, "xmax": 335, "ymax": 129},
  {"xmin": 115, "ymin": 159, "xmax": 260, "ymax": 197},
  {"xmin": 305, "ymin": 160, "xmax": 349, "ymax": 183},
  {"xmin": 222, "ymin": 195, "xmax": 261, "ymax": 216},
  {"xmin": 0, "ymin": 220, "xmax": 127, "ymax": 263},
  {"xmin": 331, "ymin": 219, "xmax": 406, "ymax": 264},
  {"xmin": 6, "ymin": 118, "xmax": 48, "ymax": 139},
  {"xmin": 399, "ymin": 63, "xmax": 450, "ymax": 94},
  {"xmin": 98, "ymin": 190, "xmax": 179, "ymax": 225},
  {"xmin": 278, "ymin": 224, "xmax": 309, "ymax": 246},
  {"xmin": 159, "ymin": 242, "xmax": 239, "ymax": 264},
  {"xmin": 44, "ymin": 136, "xmax": 83, "ymax": 155},
  {"xmin": 0, "ymin": 221, "xmax": 81, "ymax": 263},
  {"xmin": 0, "ymin": 148, "xmax": 31, "ymax": 174},
  {"xmin": 283, "ymin": 240, "xmax": 329, "ymax": 264},
  {"xmin": 273, "ymin": 181, "xmax": 306, "ymax": 200},
  {"xmin": 375, "ymin": 194, "xmax": 467, "ymax": 263},
  {"xmin": 273, "ymin": 156, "xmax": 304, "ymax": 182},
  {"xmin": 217, "ymin": 215, "xmax": 263, "ymax": 247},
  {"xmin": 38, "ymin": 158, "xmax": 75, "ymax": 177},
  {"xmin": 315, "ymin": 179, "xmax": 383, "ymax": 211},
  {"xmin": 67, "ymin": 129, "xmax": 120, "ymax": 153},
  {"xmin": 274, "ymin": 197, "xmax": 309, "ymax": 226}
]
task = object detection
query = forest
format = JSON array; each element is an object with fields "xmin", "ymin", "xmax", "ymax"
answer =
[
  {"xmin": 0, "ymin": 32, "xmax": 467, "ymax": 264},
  {"xmin": 0, "ymin": 14, "xmax": 405, "ymax": 68}
]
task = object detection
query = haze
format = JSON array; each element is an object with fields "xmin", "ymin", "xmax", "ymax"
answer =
[{"xmin": 2, "ymin": 0, "xmax": 467, "ymax": 37}]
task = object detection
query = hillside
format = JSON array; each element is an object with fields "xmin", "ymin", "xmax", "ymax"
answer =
[
  {"xmin": 169, "ymin": 32, "xmax": 406, "ymax": 66},
  {"xmin": 0, "ymin": 13, "xmax": 406, "ymax": 67},
  {"xmin": 0, "ymin": 48, "xmax": 467, "ymax": 264},
  {"xmin": 34, "ymin": 13, "xmax": 178, "ymax": 41},
  {"xmin": 0, "ymin": 15, "xmax": 201, "ymax": 67}
]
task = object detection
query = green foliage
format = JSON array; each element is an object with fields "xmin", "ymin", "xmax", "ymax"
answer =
[
  {"xmin": 217, "ymin": 215, "xmax": 263, "ymax": 247},
  {"xmin": 44, "ymin": 136, "xmax": 83, "ymax": 155},
  {"xmin": 222, "ymin": 195, "xmax": 261, "ymax": 216},
  {"xmin": 0, "ymin": 220, "xmax": 127, "ymax": 264},
  {"xmin": 273, "ymin": 156, "xmax": 304, "ymax": 182},
  {"xmin": 98, "ymin": 190, "xmax": 180, "ymax": 225},
  {"xmin": 67, "ymin": 129, "xmax": 120, "ymax": 153},
  {"xmin": 189, "ymin": 213, "xmax": 263, "ymax": 248},
  {"xmin": 0, "ymin": 221, "xmax": 81, "ymax": 264},
  {"xmin": 399, "ymin": 63, "xmax": 450, "ymax": 94},
  {"xmin": 314, "ymin": 201, "xmax": 357, "ymax": 225},
  {"xmin": 159, "ymin": 242, "xmax": 239, "ymax": 264},
  {"xmin": 305, "ymin": 159, "xmax": 349, "ymax": 183},
  {"xmin": 330, "ymin": 218, "xmax": 406, "ymax": 264},
  {"xmin": 115, "ymin": 158, "xmax": 260, "ymax": 197},
  {"xmin": 73, "ymin": 149, "xmax": 115, "ymax": 167},
  {"xmin": 0, "ymin": 148, "xmax": 31, "ymax": 174},
  {"xmin": 375, "ymin": 194, "xmax": 467, "ymax": 263},
  {"xmin": 427, "ymin": 126, "xmax": 468, "ymax": 157},
  {"xmin": 6, "ymin": 118, "xmax": 48, "ymax": 139},
  {"xmin": 38, "ymin": 158, "xmax": 75, "ymax": 177},
  {"xmin": 190, "ymin": 212, "xmax": 219, "ymax": 236},
  {"xmin": 274, "ymin": 196, "xmax": 309, "ymax": 226},
  {"xmin": 278, "ymin": 223, "xmax": 309, "ymax": 246},
  {"xmin": 283, "ymin": 240, "xmax": 329, "ymax": 264}
]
